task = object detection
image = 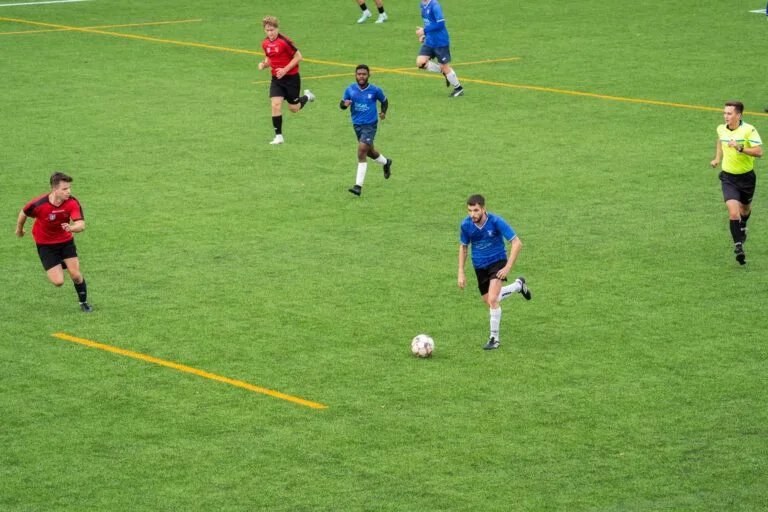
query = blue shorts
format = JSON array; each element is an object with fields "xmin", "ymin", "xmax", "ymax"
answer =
[
  {"xmin": 353, "ymin": 123, "xmax": 378, "ymax": 145},
  {"xmin": 419, "ymin": 44, "xmax": 452, "ymax": 64}
]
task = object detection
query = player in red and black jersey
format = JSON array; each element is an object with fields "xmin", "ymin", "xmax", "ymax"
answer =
[
  {"xmin": 257, "ymin": 15, "xmax": 315, "ymax": 145},
  {"xmin": 16, "ymin": 172, "xmax": 93, "ymax": 312}
]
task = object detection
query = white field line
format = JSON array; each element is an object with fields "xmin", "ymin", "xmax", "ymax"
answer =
[{"xmin": 0, "ymin": 0, "xmax": 89, "ymax": 7}]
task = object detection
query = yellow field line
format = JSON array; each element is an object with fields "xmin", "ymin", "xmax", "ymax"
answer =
[
  {"xmin": 52, "ymin": 333, "xmax": 328, "ymax": 409},
  {"xmin": 0, "ymin": 15, "xmax": 263, "ymax": 55},
  {"xmin": 386, "ymin": 69, "xmax": 768, "ymax": 117},
  {"xmin": 0, "ymin": 18, "xmax": 201, "ymax": 36},
  {"xmin": 2, "ymin": 15, "xmax": 765, "ymax": 117},
  {"xmin": 254, "ymin": 71, "xmax": 352, "ymax": 85}
]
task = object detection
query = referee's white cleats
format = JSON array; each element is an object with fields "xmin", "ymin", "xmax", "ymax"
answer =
[
  {"xmin": 375, "ymin": 13, "xmax": 388, "ymax": 23},
  {"xmin": 304, "ymin": 89, "xmax": 315, "ymax": 102},
  {"xmin": 357, "ymin": 11, "xmax": 371, "ymax": 23},
  {"xmin": 269, "ymin": 134, "xmax": 284, "ymax": 145}
]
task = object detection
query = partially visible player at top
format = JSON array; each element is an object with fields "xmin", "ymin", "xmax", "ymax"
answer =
[
  {"xmin": 340, "ymin": 64, "xmax": 393, "ymax": 196},
  {"xmin": 355, "ymin": 0, "xmax": 388, "ymax": 23},
  {"xmin": 709, "ymin": 100, "xmax": 763, "ymax": 265},
  {"xmin": 258, "ymin": 15, "xmax": 315, "ymax": 145},
  {"xmin": 15, "ymin": 172, "xmax": 93, "ymax": 312},
  {"xmin": 458, "ymin": 195, "xmax": 531, "ymax": 350},
  {"xmin": 416, "ymin": 0, "xmax": 464, "ymax": 97}
]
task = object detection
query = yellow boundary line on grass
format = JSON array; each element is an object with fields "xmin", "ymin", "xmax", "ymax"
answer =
[
  {"xmin": 0, "ymin": 18, "xmax": 202, "ymax": 35},
  {"xmin": 2, "ymin": 15, "xmax": 766, "ymax": 117},
  {"xmin": 255, "ymin": 58, "xmax": 525, "ymax": 85},
  {"xmin": 52, "ymin": 333, "xmax": 328, "ymax": 409}
]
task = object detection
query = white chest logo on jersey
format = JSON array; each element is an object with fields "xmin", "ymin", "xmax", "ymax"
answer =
[{"xmin": 49, "ymin": 214, "xmax": 56, "ymax": 221}]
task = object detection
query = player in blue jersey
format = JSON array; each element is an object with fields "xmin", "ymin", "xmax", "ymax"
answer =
[
  {"xmin": 458, "ymin": 194, "xmax": 531, "ymax": 350},
  {"xmin": 340, "ymin": 64, "xmax": 393, "ymax": 196},
  {"xmin": 416, "ymin": 0, "xmax": 464, "ymax": 97}
]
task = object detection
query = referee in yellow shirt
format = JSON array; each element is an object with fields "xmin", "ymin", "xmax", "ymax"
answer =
[{"xmin": 710, "ymin": 100, "xmax": 763, "ymax": 265}]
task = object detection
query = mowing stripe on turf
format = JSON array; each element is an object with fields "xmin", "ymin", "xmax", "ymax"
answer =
[
  {"xmin": 0, "ymin": 18, "xmax": 201, "ymax": 35},
  {"xmin": 2, "ymin": 15, "xmax": 766, "ymax": 117},
  {"xmin": 0, "ymin": 0, "xmax": 88, "ymax": 7},
  {"xmin": 51, "ymin": 333, "xmax": 328, "ymax": 409}
]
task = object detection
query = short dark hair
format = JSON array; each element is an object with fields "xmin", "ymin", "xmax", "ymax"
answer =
[
  {"xmin": 725, "ymin": 100, "xmax": 744, "ymax": 114},
  {"xmin": 356, "ymin": 64, "xmax": 370, "ymax": 73},
  {"xmin": 50, "ymin": 172, "xmax": 73, "ymax": 188},
  {"xmin": 466, "ymin": 194, "xmax": 485, "ymax": 207}
]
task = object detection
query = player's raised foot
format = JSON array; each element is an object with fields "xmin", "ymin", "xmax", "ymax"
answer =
[
  {"xmin": 734, "ymin": 242, "xmax": 746, "ymax": 265},
  {"xmin": 269, "ymin": 134, "xmax": 284, "ymax": 145},
  {"xmin": 516, "ymin": 276, "xmax": 532, "ymax": 300},
  {"xmin": 304, "ymin": 89, "xmax": 315, "ymax": 102},
  {"xmin": 449, "ymin": 86, "xmax": 465, "ymax": 98},
  {"xmin": 483, "ymin": 337, "xmax": 500, "ymax": 350},
  {"xmin": 357, "ymin": 11, "xmax": 371, "ymax": 23},
  {"xmin": 383, "ymin": 158, "xmax": 392, "ymax": 179},
  {"xmin": 348, "ymin": 184, "xmax": 362, "ymax": 196},
  {"xmin": 79, "ymin": 302, "xmax": 93, "ymax": 313},
  {"xmin": 375, "ymin": 12, "xmax": 388, "ymax": 23}
]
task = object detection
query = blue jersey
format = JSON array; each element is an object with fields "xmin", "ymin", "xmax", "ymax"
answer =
[
  {"xmin": 420, "ymin": 0, "xmax": 450, "ymax": 48},
  {"xmin": 460, "ymin": 212, "xmax": 516, "ymax": 269},
  {"xmin": 342, "ymin": 83, "xmax": 387, "ymax": 126}
]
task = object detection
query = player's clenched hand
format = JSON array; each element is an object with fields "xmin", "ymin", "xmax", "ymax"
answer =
[
  {"xmin": 457, "ymin": 273, "xmax": 466, "ymax": 289},
  {"xmin": 343, "ymin": 99, "xmax": 352, "ymax": 107},
  {"xmin": 15, "ymin": 228, "xmax": 24, "ymax": 237},
  {"xmin": 379, "ymin": 112, "xmax": 386, "ymax": 120},
  {"xmin": 275, "ymin": 67, "xmax": 286, "ymax": 79}
]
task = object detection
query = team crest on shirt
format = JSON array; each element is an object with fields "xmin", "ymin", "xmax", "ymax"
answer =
[
  {"xmin": 368, "ymin": 94, "xmax": 373, "ymax": 99},
  {"xmin": 49, "ymin": 213, "xmax": 57, "ymax": 220}
]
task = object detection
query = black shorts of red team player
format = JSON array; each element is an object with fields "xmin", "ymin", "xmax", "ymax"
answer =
[
  {"xmin": 720, "ymin": 170, "xmax": 756, "ymax": 205},
  {"xmin": 269, "ymin": 74, "xmax": 302, "ymax": 104},
  {"xmin": 36, "ymin": 239, "xmax": 78, "ymax": 271},
  {"xmin": 474, "ymin": 258, "xmax": 508, "ymax": 296}
]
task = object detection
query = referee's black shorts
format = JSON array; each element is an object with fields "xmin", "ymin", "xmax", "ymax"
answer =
[
  {"xmin": 474, "ymin": 259, "xmax": 508, "ymax": 296},
  {"xmin": 36, "ymin": 239, "xmax": 78, "ymax": 271},
  {"xmin": 269, "ymin": 74, "xmax": 302, "ymax": 104},
  {"xmin": 720, "ymin": 170, "xmax": 756, "ymax": 205}
]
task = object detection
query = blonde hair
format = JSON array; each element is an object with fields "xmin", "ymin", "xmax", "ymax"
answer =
[{"xmin": 262, "ymin": 16, "xmax": 279, "ymax": 28}]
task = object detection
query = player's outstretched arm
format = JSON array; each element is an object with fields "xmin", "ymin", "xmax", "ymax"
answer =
[
  {"xmin": 710, "ymin": 138, "xmax": 722, "ymax": 168},
  {"xmin": 15, "ymin": 210, "xmax": 27, "ymax": 237},
  {"xmin": 457, "ymin": 244, "xmax": 468, "ymax": 289}
]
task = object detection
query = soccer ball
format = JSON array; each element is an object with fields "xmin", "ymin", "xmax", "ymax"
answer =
[{"xmin": 411, "ymin": 334, "xmax": 434, "ymax": 358}]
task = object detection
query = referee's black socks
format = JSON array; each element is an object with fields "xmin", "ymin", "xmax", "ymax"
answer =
[
  {"xmin": 729, "ymin": 219, "xmax": 744, "ymax": 244},
  {"xmin": 74, "ymin": 279, "xmax": 88, "ymax": 303}
]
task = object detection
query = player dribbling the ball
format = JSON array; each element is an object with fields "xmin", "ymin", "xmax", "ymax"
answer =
[{"xmin": 458, "ymin": 194, "xmax": 531, "ymax": 350}]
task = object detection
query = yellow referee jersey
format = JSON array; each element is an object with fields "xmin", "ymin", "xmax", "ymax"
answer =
[{"xmin": 717, "ymin": 122, "xmax": 763, "ymax": 174}]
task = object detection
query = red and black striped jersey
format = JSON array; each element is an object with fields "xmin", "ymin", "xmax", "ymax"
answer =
[
  {"xmin": 23, "ymin": 193, "xmax": 84, "ymax": 245},
  {"xmin": 261, "ymin": 34, "xmax": 299, "ymax": 77}
]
